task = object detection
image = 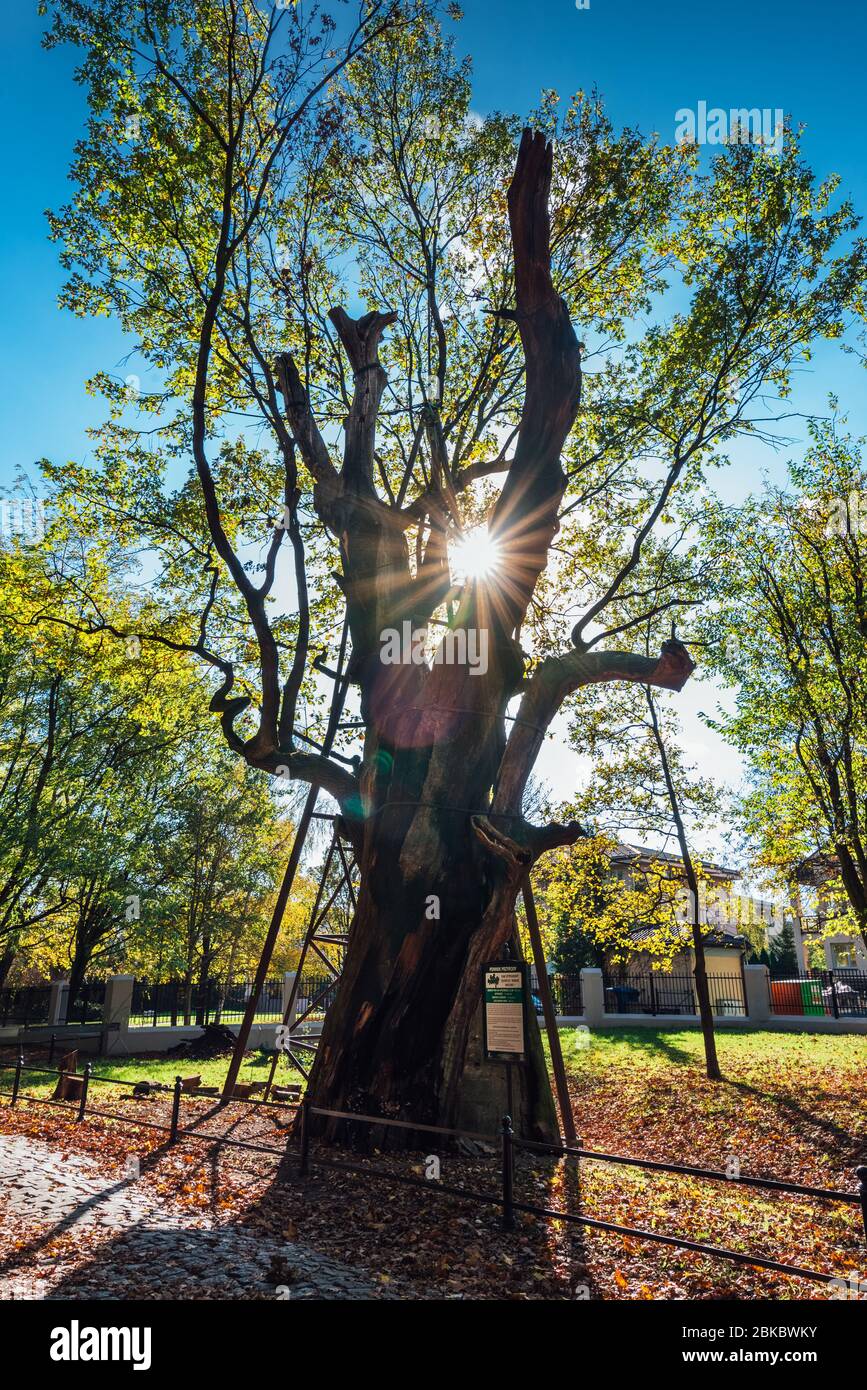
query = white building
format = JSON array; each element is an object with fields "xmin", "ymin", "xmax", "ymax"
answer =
[{"xmin": 791, "ymin": 851, "xmax": 867, "ymax": 972}]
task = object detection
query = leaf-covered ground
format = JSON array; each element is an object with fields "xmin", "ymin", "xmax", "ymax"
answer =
[
  {"xmin": 0, "ymin": 1030, "xmax": 864, "ymax": 1300},
  {"xmin": 554, "ymin": 1028, "xmax": 866, "ymax": 1298}
]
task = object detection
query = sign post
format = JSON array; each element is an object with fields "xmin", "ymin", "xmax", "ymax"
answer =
[
  {"xmin": 484, "ymin": 961, "xmax": 528, "ymax": 1124},
  {"xmin": 483, "ymin": 962, "xmax": 527, "ymax": 1060}
]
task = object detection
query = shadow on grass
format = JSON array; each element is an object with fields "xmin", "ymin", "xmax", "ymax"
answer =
[
  {"xmin": 725, "ymin": 1076, "xmax": 865, "ymax": 1167},
  {"xmin": 617, "ymin": 1028, "xmax": 698, "ymax": 1068}
]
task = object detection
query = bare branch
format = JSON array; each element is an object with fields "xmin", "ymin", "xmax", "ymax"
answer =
[
  {"xmin": 487, "ymin": 129, "xmax": 582, "ymax": 635},
  {"xmin": 493, "ymin": 639, "xmax": 695, "ymax": 816}
]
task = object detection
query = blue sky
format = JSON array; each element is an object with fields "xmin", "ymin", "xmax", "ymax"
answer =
[
  {"xmin": 2, "ymin": 1, "xmax": 865, "ymax": 489},
  {"xmin": 458, "ymin": 0, "xmax": 867, "ymax": 468},
  {"xmin": 455, "ymin": 0, "xmax": 867, "ymax": 839},
  {"xmin": 2, "ymin": 0, "xmax": 864, "ymax": 858}
]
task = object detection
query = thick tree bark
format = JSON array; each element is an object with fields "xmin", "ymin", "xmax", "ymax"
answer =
[
  {"xmin": 306, "ymin": 659, "xmax": 558, "ymax": 1140},
  {"xmin": 306, "ymin": 640, "xmax": 694, "ymax": 1139}
]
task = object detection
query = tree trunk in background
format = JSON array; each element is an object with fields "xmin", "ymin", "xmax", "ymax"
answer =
[
  {"xmin": 67, "ymin": 946, "xmax": 90, "ymax": 1011},
  {"xmin": 195, "ymin": 931, "xmax": 214, "ymax": 1027},
  {"xmin": 0, "ymin": 948, "xmax": 15, "ymax": 990},
  {"xmin": 0, "ymin": 950, "xmax": 15, "ymax": 995},
  {"xmin": 690, "ymin": 918, "xmax": 722, "ymax": 1081},
  {"xmin": 182, "ymin": 967, "xmax": 194, "ymax": 1027},
  {"xmin": 647, "ymin": 690, "xmax": 722, "ymax": 1082}
]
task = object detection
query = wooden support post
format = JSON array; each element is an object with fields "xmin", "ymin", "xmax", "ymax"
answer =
[
  {"xmin": 521, "ymin": 878, "xmax": 577, "ymax": 1147},
  {"xmin": 53, "ymin": 1049, "xmax": 78, "ymax": 1102},
  {"xmin": 170, "ymin": 1076, "xmax": 182, "ymax": 1143},
  {"xmin": 221, "ymin": 617, "xmax": 350, "ymax": 1105},
  {"xmin": 76, "ymin": 1062, "xmax": 91, "ymax": 1122},
  {"xmin": 299, "ymin": 1096, "xmax": 310, "ymax": 1177},
  {"xmin": 10, "ymin": 1049, "xmax": 23, "ymax": 1106},
  {"xmin": 220, "ymin": 788, "xmax": 319, "ymax": 1103},
  {"xmin": 857, "ymin": 1166, "xmax": 867, "ymax": 1248},
  {"xmin": 262, "ymin": 825, "xmax": 347, "ymax": 1102}
]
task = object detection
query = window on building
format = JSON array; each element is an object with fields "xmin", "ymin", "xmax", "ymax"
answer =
[{"xmin": 831, "ymin": 943, "xmax": 857, "ymax": 969}]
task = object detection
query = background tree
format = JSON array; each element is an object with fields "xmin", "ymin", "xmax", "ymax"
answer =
[
  {"xmin": 154, "ymin": 752, "xmax": 288, "ymax": 1022},
  {"xmin": 0, "ymin": 528, "xmax": 292, "ymax": 995},
  {"xmin": 706, "ymin": 415, "xmax": 867, "ymax": 953},
  {"xmin": 539, "ymin": 675, "xmax": 734, "ymax": 1078},
  {"xmin": 769, "ymin": 919, "xmax": 799, "ymax": 975},
  {"xmin": 646, "ymin": 688, "xmax": 721, "ymax": 1080},
  {"xmin": 0, "ymin": 542, "xmax": 204, "ymax": 971}
]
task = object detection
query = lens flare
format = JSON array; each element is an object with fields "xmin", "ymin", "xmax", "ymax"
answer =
[{"xmin": 450, "ymin": 527, "xmax": 501, "ymax": 582}]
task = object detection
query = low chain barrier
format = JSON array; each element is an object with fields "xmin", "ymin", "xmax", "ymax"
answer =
[{"xmin": 3, "ymin": 1053, "xmax": 866, "ymax": 1290}]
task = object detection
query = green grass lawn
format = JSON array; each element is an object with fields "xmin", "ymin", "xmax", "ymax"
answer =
[
  {"xmin": 554, "ymin": 1025, "xmax": 866, "ymax": 1076},
  {"xmin": 2, "ymin": 1024, "xmax": 864, "ymax": 1298},
  {"xmin": 4, "ymin": 1026, "xmax": 862, "ymax": 1103},
  {"xmin": 547, "ymin": 1025, "xmax": 865, "ymax": 1192},
  {"xmin": 0, "ymin": 1046, "xmax": 303, "ymax": 1102},
  {"xmin": 538, "ymin": 1025, "xmax": 866, "ymax": 1297}
]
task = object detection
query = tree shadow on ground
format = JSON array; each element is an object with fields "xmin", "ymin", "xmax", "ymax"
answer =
[
  {"xmin": 619, "ymin": 1029, "xmax": 699, "ymax": 1068},
  {"xmin": 0, "ymin": 1132, "xmax": 400, "ymax": 1300},
  {"xmin": 725, "ymin": 1076, "xmax": 866, "ymax": 1168}
]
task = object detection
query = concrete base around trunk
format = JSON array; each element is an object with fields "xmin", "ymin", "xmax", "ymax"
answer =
[{"xmin": 104, "ymin": 1022, "xmax": 323, "ymax": 1055}]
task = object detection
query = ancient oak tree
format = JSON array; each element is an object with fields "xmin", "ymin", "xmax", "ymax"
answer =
[{"xmin": 44, "ymin": 1, "xmax": 866, "ymax": 1137}]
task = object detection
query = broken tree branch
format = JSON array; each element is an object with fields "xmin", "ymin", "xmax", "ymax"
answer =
[
  {"xmin": 487, "ymin": 129, "xmax": 582, "ymax": 635},
  {"xmin": 493, "ymin": 639, "xmax": 695, "ymax": 818}
]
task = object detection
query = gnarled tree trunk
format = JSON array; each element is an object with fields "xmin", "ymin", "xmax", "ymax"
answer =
[
  {"xmin": 308, "ymin": 649, "xmax": 559, "ymax": 1140},
  {"xmin": 206, "ymin": 130, "xmax": 695, "ymax": 1141}
]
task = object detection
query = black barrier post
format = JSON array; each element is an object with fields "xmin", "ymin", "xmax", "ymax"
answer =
[
  {"xmin": 48, "ymin": 1033, "xmax": 56, "ymax": 1066},
  {"xmin": 299, "ymin": 1096, "xmax": 310, "ymax": 1177},
  {"xmin": 77, "ymin": 1062, "xmax": 91, "ymax": 1122},
  {"xmin": 501, "ymin": 1115, "xmax": 516, "ymax": 1231},
  {"xmin": 857, "ymin": 1166, "xmax": 867, "ymax": 1247},
  {"xmin": 10, "ymin": 1049, "xmax": 23, "ymax": 1106},
  {"xmin": 169, "ymin": 1076, "xmax": 182, "ymax": 1143}
]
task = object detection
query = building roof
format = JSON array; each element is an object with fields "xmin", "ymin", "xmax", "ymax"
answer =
[
  {"xmin": 610, "ymin": 842, "xmax": 740, "ymax": 883},
  {"xmin": 792, "ymin": 849, "xmax": 840, "ymax": 887},
  {"xmin": 627, "ymin": 923, "xmax": 747, "ymax": 949}
]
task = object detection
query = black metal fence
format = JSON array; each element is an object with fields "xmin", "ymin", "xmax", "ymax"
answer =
[
  {"xmin": 0, "ymin": 981, "xmax": 106, "ymax": 1028},
  {"xmin": 64, "ymin": 981, "xmax": 105, "ymax": 1025},
  {"xmin": 0, "ymin": 985, "xmax": 52, "ymax": 1027},
  {"xmin": 129, "ymin": 977, "xmax": 284, "ymax": 1028},
  {"xmin": 603, "ymin": 970, "xmax": 747, "ymax": 1018},
  {"xmin": 293, "ymin": 972, "xmax": 339, "ymax": 1021},
  {"xmin": 3, "ymin": 1054, "xmax": 866, "ymax": 1292},
  {"xmin": 769, "ymin": 970, "xmax": 867, "ymax": 1019},
  {"xmin": 528, "ymin": 970, "xmax": 584, "ymax": 1016},
  {"xmin": 550, "ymin": 974, "xmax": 584, "ymax": 1016}
]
